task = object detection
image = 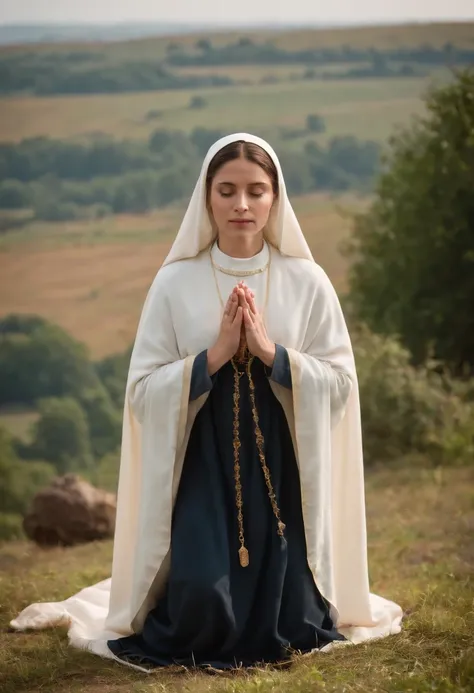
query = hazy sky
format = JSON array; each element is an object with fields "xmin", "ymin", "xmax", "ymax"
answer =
[{"xmin": 1, "ymin": 0, "xmax": 474, "ymax": 25}]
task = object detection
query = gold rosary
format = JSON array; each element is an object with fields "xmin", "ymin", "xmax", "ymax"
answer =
[{"xmin": 210, "ymin": 245, "xmax": 286, "ymax": 568}]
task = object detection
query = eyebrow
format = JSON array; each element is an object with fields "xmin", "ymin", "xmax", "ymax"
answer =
[{"xmin": 217, "ymin": 181, "xmax": 269, "ymax": 187}]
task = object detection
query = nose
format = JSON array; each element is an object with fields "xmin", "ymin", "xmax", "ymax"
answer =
[{"xmin": 234, "ymin": 192, "xmax": 249, "ymax": 213}]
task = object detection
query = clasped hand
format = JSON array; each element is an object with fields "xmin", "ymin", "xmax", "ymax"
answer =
[{"xmin": 207, "ymin": 281, "xmax": 276, "ymax": 375}]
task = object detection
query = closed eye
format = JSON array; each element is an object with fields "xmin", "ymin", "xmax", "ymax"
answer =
[{"xmin": 219, "ymin": 191, "xmax": 264, "ymax": 198}]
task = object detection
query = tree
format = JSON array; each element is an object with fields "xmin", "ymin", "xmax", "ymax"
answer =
[
  {"xmin": 189, "ymin": 95, "xmax": 207, "ymax": 109},
  {"xmin": 190, "ymin": 128, "xmax": 225, "ymax": 157},
  {"xmin": 0, "ymin": 316, "xmax": 99, "ymax": 406},
  {"xmin": 78, "ymin": 386, "xmax": 122, "ymax": 459},
  {"xmin": 306, "ymin": 114, "xmax": 326, "ymax": 134},
  {"xmin": 0, "ymin": 425, "xmax": 55, "ymax": 515},
  {"xmin": 196, "ymin": 39, "xmax": 212, "ymax": 52},
  {"xmin": 28, "ymin": 397, "xmax": 93, "ymax": 474},
  {"xmin": 0, "ymin": 179, "xmax": 29, "ymax": 209},
  {"xmin": 95, "ymin": 347, "xmax": 131, "ymax": 408},
  {"xmin": 346, "ymin": 69, "xmax": 474, "ymax": 373}
]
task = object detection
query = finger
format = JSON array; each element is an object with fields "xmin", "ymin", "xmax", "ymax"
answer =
[
  {"xmin": 242, "ymin": 284, "xmax": 254, "ymax": 299},
  {"xmin": 246, "ymin": 292, "xmax": 258, "ymax": 315},
  {"xmin": 238, "ymin": 287, "xmax": 248, "ymax": 304},
  {"xmin": 243, "ymin": 308, "xmax": 256, "ymax": 328},
  {"xmin": 228, "ymin": 294, "xmax": 238, "ymax": 320},
  {"xmin": 232, "ymin": 306, "xmax": 243, "ymax": 325}
]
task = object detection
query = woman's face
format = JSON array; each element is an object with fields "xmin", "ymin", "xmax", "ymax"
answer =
[{"xmin": 208, "ymin": 157, "xmax": 275, "ymax": 243}]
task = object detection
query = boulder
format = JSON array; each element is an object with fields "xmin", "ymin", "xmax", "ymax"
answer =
[{"xmin": 23, "ymin": 474, "xmax": 116, "ymax": 546}]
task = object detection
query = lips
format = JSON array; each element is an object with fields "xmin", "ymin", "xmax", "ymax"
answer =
[{"xmin": 229, "ymin": 219, "xmax": 253, "ymax": 224}]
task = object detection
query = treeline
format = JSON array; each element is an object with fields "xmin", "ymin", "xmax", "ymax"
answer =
[
  {"xmin": 0, "ymin": 52, "xmax": 233, "ymax": 96},
  {"xmin": 1, "ymin": 40, "xmax": 472, "ymax": 95},
  {"xmin": 0, "ymin": 126, "xmax": 381, "ymax": 221},
  {"xmin": 169, "ymin": 39, "xmax": 474, "ymax": 68}
]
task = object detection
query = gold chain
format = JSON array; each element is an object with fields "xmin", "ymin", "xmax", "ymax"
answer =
[
  {"xmin": 209, "ymin": 242, "xmax": 284, "ymax": 568},
  {"xmin": 210, "ymin": 256, "xmax": 270, "ymax": 277},
  {"xmin": 209, "ymin": 242, "xmax": 272, "ymax": 318},
  {"xmin": 230, "ymin": 356, "xmax": 286, "ymax": 568},
  {"xmin": 246, "ymin": 357, "xmax": 286, "ymax": 538}
]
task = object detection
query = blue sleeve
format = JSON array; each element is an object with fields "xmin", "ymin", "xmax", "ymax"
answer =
[
  {"xmin": 264, "ymin": 344, "xmax": 292, "ymax": 389},
  {"xmin": 189, "ymin": 349, "xmax": 218, "ymax": 401}
]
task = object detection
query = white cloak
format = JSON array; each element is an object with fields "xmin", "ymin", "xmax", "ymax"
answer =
[{"xmin": 10, "ymin": 133, "xmax": 402, "ymax": 666}]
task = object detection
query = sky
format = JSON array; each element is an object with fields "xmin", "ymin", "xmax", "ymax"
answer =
[{"xmin": 1, "ymin": 0, "xmax": 473, "ymax": 25}]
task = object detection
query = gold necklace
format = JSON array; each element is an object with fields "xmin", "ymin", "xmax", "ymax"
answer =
[
  {"xmin": 209, "ymin": 245, "xmax": 285, "ymax": 568},
  {"xmin": 210, "ymin": 244, "xmax": 272, "ymax": 318},
  {"xmin": 211, "ymin": 258, "xmax": 270, "ymax": 277},
  {"xmin": 210, "ymin": 242, "xmax": 270, "ymax": 277}
]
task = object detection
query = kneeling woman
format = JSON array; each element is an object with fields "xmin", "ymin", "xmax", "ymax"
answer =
[{"xmin": 11, "ymin": 134, "xmax": 402, "ymax": 670}]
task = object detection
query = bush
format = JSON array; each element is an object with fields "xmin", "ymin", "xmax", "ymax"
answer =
[
  {"xmin": 0, "ymin": 316, "xmax": 99, "ymax": 406},
  {"xmin": 0, "ymin": 425, "xmax": 56, "ymax": 514},
  {"xmin": 86, "ymin": 449, "xmax": 120, "ymax": 493},
  {"xmin": 354, "ymin": 327, "xmax": 474, "ymax": 466},
  {"xmin": 306, "ymin": 114, "xmax": 326, "ymax": 133},
  {"xmin": 0, "ymin": 179, "xmax": 30, "ymax": 209},
  {"xmin": 78, "ymin": 386, "xmax": 122, "ymax": 459},
  {"xmin": 0, "ymin": 513, "xmax": 25, "ymax": 541},
  {"xmin": 27, "ymin": 397, "xmax": 93, "ymax": 474},
  {"xmin": 189, "ymin": 95, "xmax": 207, "ymax": 109}
]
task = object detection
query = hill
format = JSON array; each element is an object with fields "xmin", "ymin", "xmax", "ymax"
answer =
[
  {"xmin": 0, "ymin": 193, "xmax": 364, "ymax": 358},
  {"xmin": 1, "ymin": 465, "xmax": 473, "ymax": 692},
  {"xmin": 1, "ymin": 21, "xmax": 473, "ymax": 57}
]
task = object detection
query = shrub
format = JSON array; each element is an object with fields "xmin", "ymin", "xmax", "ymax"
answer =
[
  {"xmin": 0, "ymin": 513, "xmax": 25, "ymax": 541},
  {"xmin": 354, "ymin": 327, "xmax": 474, "ymax": 466}
]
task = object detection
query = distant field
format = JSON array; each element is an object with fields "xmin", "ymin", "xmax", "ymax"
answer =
[
  {"xmin": 0, "ymin": 193, "xmax": 366, "ymax": 358},
  {"xmin": 0, "ymin": 72, "xmax": 448, "ymax": 144},
  {"xmin": 1, "ymin": 21, "xmax": 473, "ymax": 61}
]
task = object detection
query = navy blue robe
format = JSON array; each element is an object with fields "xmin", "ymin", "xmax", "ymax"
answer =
[{"xmin": 107, "ymin": 346, "xmax": 344, "ymax": 669}]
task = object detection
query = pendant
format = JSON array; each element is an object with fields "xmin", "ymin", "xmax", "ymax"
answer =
[{"xmin": 239, "ymin": 546, "xmax": 249, "ymax": 568}]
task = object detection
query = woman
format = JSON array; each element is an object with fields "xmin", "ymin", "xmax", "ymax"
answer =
[{"xmin": 11, "ymin": 134, "xmax": 402, "ymax": 671}]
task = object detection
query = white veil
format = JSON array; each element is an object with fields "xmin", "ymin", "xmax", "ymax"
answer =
[
  {"xmin": 10, "ymin": 133, "xmax": 403, "ymax": 665},
  {"xmin": 161, "ymin": 133, "xmax": 314, "ymax": 266}
]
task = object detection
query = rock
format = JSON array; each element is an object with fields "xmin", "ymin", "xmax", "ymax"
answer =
[{"xmin": 23, "ymin": 474, "xmax": 116, "ymax": 546}]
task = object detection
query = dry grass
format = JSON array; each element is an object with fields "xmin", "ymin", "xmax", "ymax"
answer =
[
  {"xmin": 1, "ymin": 465, "xmax": 473, "ymax": 693},
  {"xmin": 0, "ymin": 408, "xmax": 39, "ymax": 443},
  {"xmin": 0, "ymin": 193, "xmax": 366, "ymax": 358}
]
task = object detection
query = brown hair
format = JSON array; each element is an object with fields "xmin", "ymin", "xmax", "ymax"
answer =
[{"xmin": 205, "ymin": 140, "xmax": 279, "ymax": 200}]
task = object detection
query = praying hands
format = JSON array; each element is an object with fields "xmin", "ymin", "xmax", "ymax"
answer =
[{"xmin": 234, "ymin": 282, "xmax": 276, "ymax": 368}]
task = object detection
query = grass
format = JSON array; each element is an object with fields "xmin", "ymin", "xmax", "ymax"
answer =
[
  {"xmin": 0, "ymin": 71, "xmax": 451, "ymax": 143},
  {"xmin": 1, "ymin": 464, "xmax": 473, "ymax": 693},
  {"xmin": 0, "ymin": 408, "xmax": 39, "ymax": 443},
  {"xmin": 0, "ymin": 193, "xmax": 366, "ymax": 358}
]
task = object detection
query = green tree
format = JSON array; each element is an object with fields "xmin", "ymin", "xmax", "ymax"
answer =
[
  {"xmin": 28, "ymin": 397, "xmax": 93, "ymax": 474},
  {"xmin": 0, "ymin": 179, "xmax": 29, "ymax": 208},
  {"xmin": 346, "ymin": 69, "xmax": 474, "ymax": 373},
  {"xmin": 95, "ymin": 347, "xmax": 131, "ymax": 408},
  {"xmin": 196, "ymin": 39, "xmax": 212, "ymax": 52},
  {"xmin": 78, "ymin": 386, "xmax": 122, "ymax": 459},
  {"xmin": 306, "ymin": 114, "xmax": 326, "ymax": 133},
  {"xmin": 189, "ymin": 95, "xmax": 207, "ymax": 109},
  {"xmin": 0, "ymin": 316, "xmax": 99, "ymax": 406},
  {"xmin": 0, "ymin": 426, "xmax": 55, "ymax": 515}
]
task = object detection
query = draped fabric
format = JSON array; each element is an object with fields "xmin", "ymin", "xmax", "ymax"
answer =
[{"xmin": 10, "ymin": 134, "xmax": 403, "ymax": 670}]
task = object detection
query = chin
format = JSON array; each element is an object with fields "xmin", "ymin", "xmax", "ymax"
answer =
[{"xmin": 227, "ymin": 224, "xmax": 262, "ymax": 236}]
